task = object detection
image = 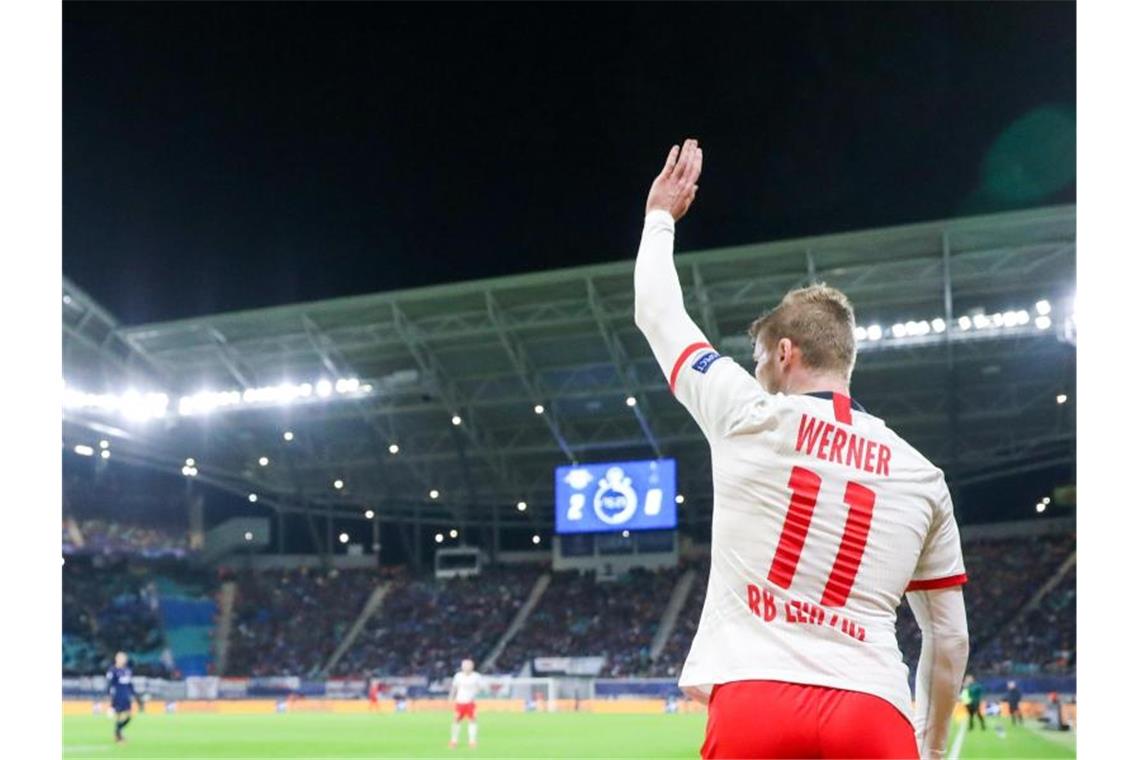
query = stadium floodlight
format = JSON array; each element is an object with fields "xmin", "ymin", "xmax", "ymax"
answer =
[
  {"xmin": 866, "ymin": 324, "xmax": 883, "ymax": 341},
  {"xmin": 972, "ymin": 314, "xmax": 990, "ymax": 329},
  {"xmin": 434, "ymin": 533, "xmax": 444, "ymax": 543},
  {"xmin": 185, "ymin": 457, "xmax": 196, "ymax": 467},
  {"xmin": 449, "ymin": 529, "xmax": 458, "ymax": 538},
  {"xmin": 854, "ymin": 326, "xmax": 867, "ymax": 341},
  {"xmin": 992, "ymin": 313, "xmax": 1005, "ymax": 327},
  {"xmin": 339, "ymin": 532, "xmax": 350, "ymax": 544},
  {"xmin": 258, "ymin": 456, "xmax": 269, "ymax": 467},
  {"xmin": 531, "ymin": 535, "xmax": 541, "ymax": 545},
  {"xmin": 1036, "ymin": 315, "xmax": 1052, "ymax": 330},
  {"xmin": 1016, "ymin": 310, "xmax": 1030, "ymax": 326},
  {"xmin": 99, "ymin": 440, "xmax": 110, "ymax": 449},
  {"xmin": 958, "ymin": 316, "xmax": 971, "ymax": 330},
  {"xmin": 675, "ymin": 494, "xmax": 685, "ymax": 504},
  {"xmin": 625, "ymin": 396, "xmax": 637, "ymax": 407},
  {"xmin": 73, "ymin": 444, "xmax": 94, "ymax": 457},
  {"xmin": 451, "ymin": 415, "xmax": 462, "ymax": 426},
  {"xmin": 429, "ymin": 489, "xmax": 440, "ymax": 499},
  {"xmin": 1036, "ymin": 502, "xmax": 1046, "ymax": 513},
  {"xmin": 621, "ymin": 530, "xmax": 630, "ymax": 538},
  {"xmin": 891, "ymin": 323, "xmax": 906, "ymax": 339},
  {"xmin": 534, "ymin": 404, "xmax": 545, "ymax": 415},
  {"xmin": 1043, "ymin": 497, "xmax": 1051, "ymax": 505},
  {"xmin": 388, "ymin": 443, "xmax": 399, "ymax": 454},
  {"xmin": 316, "ymin": 379, "xmax": 333, "ymax": 398},
  {"xmin": 364, "ymin": 509, "xmax": 375, "ymax": 519},
  {"xmin": 1056, "ymin": 394, "xmax": 1068, "ymax": 405},
  {"xmin": 1036, "ymin": 299, "xmax": 1052, "ymax": 316},
  {"xmin": 335, "ymin": 378, "xmax": 360, "ymax": 394},
  {"xmin": 931, "ymin": 318, "xmax": 946, "ymax": 333},
  {"xmin": 283, "ymin": 431, "xmax": 294, "ymax": 442},
  {"xmin": 1002, "ymin": 311, "xmax": 1019, "ymax": 326},
  {"xmin": 63, "ymin": 294, "xmax": 72, "ymax": 304},
  {"xmin": 244, "ymin": 531, "xmax": 253, "ymax": 541},
  {"xmin": 517, "ymin": 501, "xmax": 527, "ymax": 512},
  {"xmin": 334, "ymin": 479, "xmax": 344, "ymax": 490},
  {"xmin": 181, "ymin": 465, "xmax": 198, "ymax": 477},
  {"xmin": 248, "ymin": 493, "xmax": 258, "ymax": 503},
  {"xmin": 100, "ymin": 450, "xmax": 110, "ymax": 460}
]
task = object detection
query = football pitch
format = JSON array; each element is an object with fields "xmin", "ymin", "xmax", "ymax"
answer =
[{"xmin": 63, "ymin": 712, "xmax": 1077, "ymax": 758}]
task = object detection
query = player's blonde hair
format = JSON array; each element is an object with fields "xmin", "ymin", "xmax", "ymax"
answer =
[{"xmin": 748, "ymin": 284, "xmax": 857, "ymax": 380}]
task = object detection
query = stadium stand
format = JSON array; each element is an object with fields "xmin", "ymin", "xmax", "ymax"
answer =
[
  {"xmin": 225, "ymin": 567, "xmax": 380, "ymax": 677},
  {"xmin": 63, "ymin": 516, "xmax": 191, "ymax": 559},
  {"xmin": 334, "ymin": 565, "xmax": 537, "ymax": 681},
  {"xmin": 496, "ymin": 565, "xmax": 681, "ymax": 677}
]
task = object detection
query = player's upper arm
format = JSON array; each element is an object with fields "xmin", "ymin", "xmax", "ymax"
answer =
[
  {"xmin": 670, "ymin": 347, "xmax": 771, "ymax": 440},
  {"xmin": 908, "ymin": 479, "xmax": 968, "ymax": 592}
]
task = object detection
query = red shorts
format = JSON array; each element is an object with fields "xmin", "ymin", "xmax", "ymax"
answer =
[
  {"xmin": 454, "ymin": 702, "xmax": 476, "ymax": 721},
  {"xmin": 701, "ymin": 680, "xmax": 918, "ymax": 759}
]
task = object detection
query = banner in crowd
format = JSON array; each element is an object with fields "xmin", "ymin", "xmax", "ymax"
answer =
[{"xmin": 532, "ymin": 656, "xmax": 606, "ymax": 676}]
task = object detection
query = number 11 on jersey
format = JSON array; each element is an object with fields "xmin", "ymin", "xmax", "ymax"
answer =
[{"xmin": 766, "ymin": 466, "xmax": 877, "ymax": 608}]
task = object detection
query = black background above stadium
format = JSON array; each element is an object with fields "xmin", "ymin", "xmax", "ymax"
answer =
[{"xmin": 64, "ymin": 2, "xmax": 1074, "ymax": 325}]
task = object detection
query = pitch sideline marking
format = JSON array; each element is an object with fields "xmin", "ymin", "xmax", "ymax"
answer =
[{"xmin": 947, "ymin": 718, "xmax": 967, "ymax": 760}]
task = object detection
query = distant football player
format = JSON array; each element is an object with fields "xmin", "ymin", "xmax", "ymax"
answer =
[
  {"xmin": 448, "ymin": 658, "xmax": 481, "ymax": 749},
  {"xmin": 964, "ymin": 674, "xmax": 985, "ymax": 731},
  {"xmin": 634, "ymin": 139, "xmax": 970, "ymax": 759},
  {"xmin": 1005, "ymin": 680, "xmax": 1023, "ymax": 725},
  {"xmin": 106, "ymin": 651, "xmax": 144, "ymax": 743}
]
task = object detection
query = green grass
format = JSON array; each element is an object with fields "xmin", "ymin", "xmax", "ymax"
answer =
[
  {"xmin": 954, "ymin": 715, "xmax": 1077, "ymax": 760},
  {"xmin": 63, "ymin": 711, "xmax": 1077, "ymax": 759}
]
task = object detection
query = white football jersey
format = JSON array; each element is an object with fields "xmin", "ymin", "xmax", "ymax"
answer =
[
  {"xmin": 671, "ymin": 348, "xmax": 967, "ymax": 722},
  {"xmin": 452, "ymin": 671, "xmax": 482, "ymax": 704}
]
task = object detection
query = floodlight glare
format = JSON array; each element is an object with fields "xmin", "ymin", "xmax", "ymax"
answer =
[
  {"xmin": 388, "ymin": 443, "xmax": 399, "ymax": 454},
  {"xmin": 316, "ymin": 379, "xmax": 333, "ymax": 397},
  {"xmin": 1056, "ymin": 394, "xmax": 1068, "ymax": 405},
  {"xmin": 1036, "ymin": 300, "xmax": 1052, "ymax": 316},
  {"xmin": 74, "ymin": 445, "xmax": 94, "ymax": 457},
  {"xmin": 891, "ymin": 323, "xmax": 906, "ymax": 338},
  {"xmin": 867, "ymin": 325, "xmax": 883, "ymax": 341},
  {"xmin": 258, "ymin": 456, "xmax": 269, "ymax": 467},
  {"xmin": 532, "ymin": 535, "xmax": 541, "ymax": 545},
  {"xmin": 854, "ymin": 326, "xmax": 867, "ymax": 341},
  {"xmin": 534, "ymin": 404, "xmax": 545, "ymax": 415},
  {"xmin": 339, "ymin": 532, "xmax": 349, "ymax": 544},
  {"xmin": 334, "ymin": 479, "xmax": 344, "ymax": 490},
  {"xmin": 429, "ymin": 489, "xmax": 440, "ymax": 499},
  {"xmin": 1036, "ymin": 315, "xmax": 1052, "ymax": 330},
  {"xmin": 99, "ymin": 440, "xmax": 110, "ymax": 449},
  {"xmin": 283, "ymin": 431, "xmax": 294, "ymax": 441},
  {"xmin": 675, "ymin": 494, "xmax": 685, "ymax": 504},
  {"xmin": 244, "ymin": 531, "xmax": 253, "ymax": 541},
  {"xmin": 185, "ymin": 458, "xmax": 196, "ymax": 467},
  {"xmin": 451, "ymin": 415, "xmax": 462, "ymax": 426},
  {"xmin": 449, "ymin": 529, "xmax": 458, "ymax": 538},
  {"xmin": 621, "ymin": 530, "xmax": 630, "ymax": 538},
  {"xmin": 364, "ymin": 509, "xmax": 375, "ymax": 519},
  {"xmin": 958, "ymin": 316, "xmax": 972, "ymax": 330},
  {"xmin": 625, "ymin": 396, "xmax": 637, "ymax": 407},
  {"xmin": 932, "ymin": 318, "xmax": 946, "ymax": 333},
  {"xmin": 100, "ymin": 450, "xmax": 110, "ymax": 460},
  {"xmin": 434, "ymin": 533, "xmax": 444, "ymax": 543},
  {"xmin": 517, "ymin": 501, "xmax": 527, "ymax": 512},
  {"xmin": 1036, "ymin": 503, "xmax": 1046, "ymax": 513}
]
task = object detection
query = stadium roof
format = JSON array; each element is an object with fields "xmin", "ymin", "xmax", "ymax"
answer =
[{"xmin": 63, "ymin": 204, "xmax": 1075, "ymax": 531}]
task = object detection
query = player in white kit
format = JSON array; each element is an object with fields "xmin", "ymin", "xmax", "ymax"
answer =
[
  {"xmin": 448, "ymin": 658, "xmax": 481, "ymax": 749},
  {"xmin": 634, "ymin": 139, "xmax": 971, "ymax": 759}
]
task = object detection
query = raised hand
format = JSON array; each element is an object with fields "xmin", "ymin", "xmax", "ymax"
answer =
[{"xmin": 645, "ymin": 138, "xmax": 703, "ymax": 221}]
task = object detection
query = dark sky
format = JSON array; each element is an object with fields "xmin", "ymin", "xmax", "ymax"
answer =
[{"xmin": 64, "ymin": 2, "xmax": 1075, "ymax": 326}]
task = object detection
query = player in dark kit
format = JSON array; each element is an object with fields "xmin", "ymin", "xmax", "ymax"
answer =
[
  {"xmin": 106, "ymin": 651, "xmax": 144, "ymax": 743},
  {"xmin": 1005, "ymin": 680, "xmax": 1023, "ymax": 725},
  {"xmin": 964, "ymin": 674, "xmax": 985, "ymax": 731}
]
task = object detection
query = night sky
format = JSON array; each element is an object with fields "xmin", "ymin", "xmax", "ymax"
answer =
[{"xmin": 64, "ymin": 2, "xmax": 1075, "ymax": 326}]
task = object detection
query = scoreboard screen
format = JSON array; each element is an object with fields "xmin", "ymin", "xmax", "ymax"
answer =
[{"xmin": 554, "ymin": 458, "xmax": 677, "ymax": 534}]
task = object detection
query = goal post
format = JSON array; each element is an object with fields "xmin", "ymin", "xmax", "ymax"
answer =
[{"xmin": 478, "ymin": 676, "xmax": 558, "ymax": 711}]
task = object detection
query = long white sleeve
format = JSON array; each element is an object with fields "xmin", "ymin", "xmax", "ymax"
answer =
[
  {"xmin": 907, "ymin": 587, "xmax": 970, "ymax": 760},
  {"xmin": 633, "ymin": 209, "xmax": 709, "ymax": 376}
]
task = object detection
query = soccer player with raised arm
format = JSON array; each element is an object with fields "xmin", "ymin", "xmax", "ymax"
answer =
[
  {"xmin": 448, "ymin": 658, "xmax": 481, "ymax": 749},
  {"xmin": 106, "ymin": 651, "xmax": 144, "ymax": 743},
  {"xmin": 634, "ymin": 139, "xmax": 970, "ymax": 759}
]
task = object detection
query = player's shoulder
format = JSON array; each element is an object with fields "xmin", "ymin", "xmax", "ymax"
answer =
[{"xmin": 870, "ymin": 416, "xmax": 948, "ymax": 487}]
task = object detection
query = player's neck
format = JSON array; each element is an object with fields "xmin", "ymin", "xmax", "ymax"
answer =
[{"xmin": 783, "ymin": 371, "xmax": 849, "ymax": 398}]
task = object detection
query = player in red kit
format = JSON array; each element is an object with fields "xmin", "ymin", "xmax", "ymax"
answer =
[{"xmin": 634, "ymin": 139, "xmax": 970, "ymax": 759}]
